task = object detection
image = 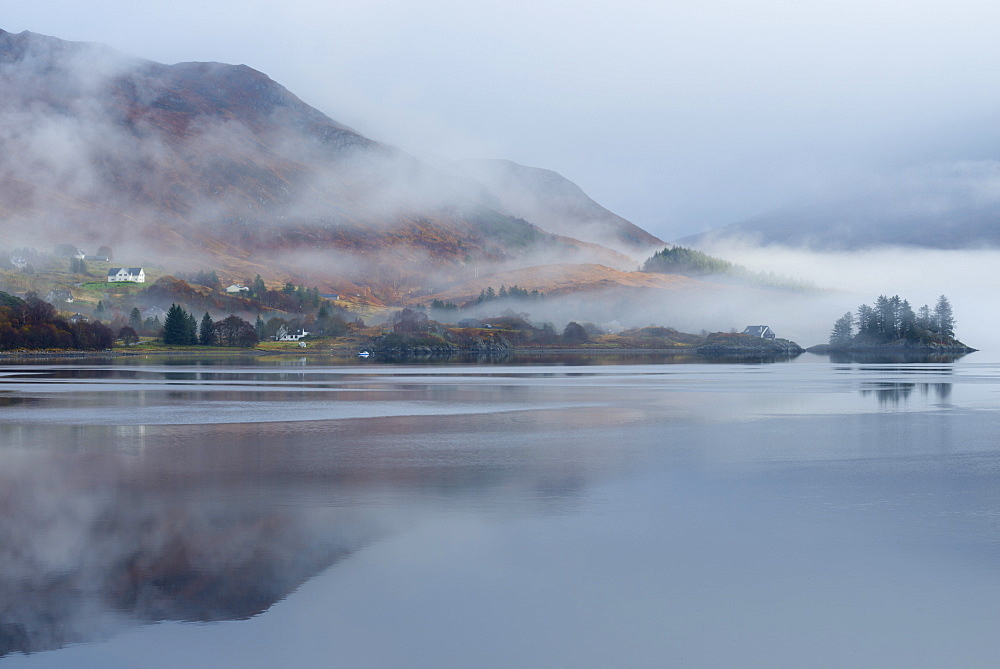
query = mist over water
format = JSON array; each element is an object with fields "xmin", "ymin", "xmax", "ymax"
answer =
[
  {"xmin": 2, "ymin": 358, "xmax": 1000, "ymax": 667},
  {"xmin": 686, "ymin": 242, "xmax": 1000, "ymax": 351}
]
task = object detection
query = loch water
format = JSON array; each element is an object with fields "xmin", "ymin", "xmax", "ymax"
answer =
[{"xmin": 2, "ymin": 353, "xmax": 1000, "ymax": 667}]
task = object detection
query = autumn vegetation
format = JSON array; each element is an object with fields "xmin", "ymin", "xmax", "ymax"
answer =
[{"xmin": 0, "ymin": 291, "xmax": 114, "ymax": 350}]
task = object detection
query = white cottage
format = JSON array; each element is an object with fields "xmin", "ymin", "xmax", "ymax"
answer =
[
  {"xmin": 275, "ymin": 325, "xmax": 310, "ymax": 342},
  {"xmin": 742, "ymin": 325, "xmax": 776, "ymax": 340},
  {"xmin": 107, "ymin": 267, "xmax": 145, "ymax": 283}
]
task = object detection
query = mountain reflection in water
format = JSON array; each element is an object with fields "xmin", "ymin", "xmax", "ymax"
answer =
[
  {"xmin": 0, "ymin": 450, "xmax": 373, "ymax": 657},
  {"xmin": 2, "ymin": 357, "xmax": 1000, "ymax": 667}
]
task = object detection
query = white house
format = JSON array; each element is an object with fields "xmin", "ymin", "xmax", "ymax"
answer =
[
  {"xmin": 226, "ymin": 284, "xmax": 250, "ymax": 294},
  {"xmin": 742, "ymin": 325, "xmax": 776, "ymax": 340},
  {"xmin": 275, "ymin": 325, "xmax": 310, "ymax": 342},
  {"xmin": 107, "ymin": 267, "xmax": 145, "ymax": 283},
  {"xmin": 44, "ymin": 289, "xmax": 74, "ymax": 304}
]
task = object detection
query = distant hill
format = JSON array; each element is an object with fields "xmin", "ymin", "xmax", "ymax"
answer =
[
  {"xmin": 458, "ymin": 159, "xmax": 664, "ymax": 256},
  {"xmin": 0, "ymin": 29, "xmax": 655, "ymax": 300},
  {"xmin": 679, "ymin": 162, "xmax": 1000, "ymax": 250}
]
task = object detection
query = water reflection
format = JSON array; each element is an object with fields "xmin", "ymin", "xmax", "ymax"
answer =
[
  {"xmin": 859, "ymin": 381, "xmax": 954, "ymax": 406},
  {"xmin": 3, "ymin": 357, "xmax": 998, "ymax": 666},
  {"xmin": 0, "ymin": 451, "xmax": 378, "ymax": 657},
  {"xmin": 827, "ymin": 351, "xmax": 972, "ymax": 364}
]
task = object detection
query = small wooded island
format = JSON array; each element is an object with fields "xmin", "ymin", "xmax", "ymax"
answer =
[{"xmin": 808, "ymin": 294, "xmax": 976, "ymax": 354}]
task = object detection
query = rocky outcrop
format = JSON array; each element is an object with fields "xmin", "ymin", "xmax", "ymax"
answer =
[{"xmin": 696, "ymin": 333, "xmax": 804, "ymax": 358}]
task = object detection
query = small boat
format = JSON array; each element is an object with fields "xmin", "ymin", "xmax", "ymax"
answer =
[{"xmin": 357, "ymin": 350, "xmax": 370, "ymax": 358}]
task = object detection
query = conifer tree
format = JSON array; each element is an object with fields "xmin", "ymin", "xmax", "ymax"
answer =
[
  {"xmin": 829, "ymin": 312, "xmax": 854, "ymax": 346},
  {"xmin": 162, "ymin": 304, "xmax": 186, "ymax": 344},
  {"xmin": 252, "ymin": 274, "xmax": 266, "ymax": 297},
  {"xmin": 128, "ymin": 307, "xmax": 142, "ymax": 330},
  {"xmin": 185, "ymin": 313, "xmax": 198, "ymax": 344},
  {"xmin": 199, "ymin": 312, "xmax": 216, "ymax": 346},
  {"xmin": 934, "ymin": 295, "xmax": 955, "ymax": 339}
]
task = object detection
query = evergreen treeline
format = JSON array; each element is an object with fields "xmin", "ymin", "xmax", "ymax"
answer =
[
  {"xmin": 162, "ymin": 304, "xmax": 258, "ymax": 347},
  {"xmin": 829, "ymin": 295, "xmax": 957, "ymax": 346},
  {"xmin": 641, "ymin": 246, "xmax": 734, "ymax": 275},
  {"xmin": 475, "ymin": 285, "xmax": 543, "ymax": 304},
  {"xmin": 641, "ymin": 246, "xmax": 817, "ymax": 292},
  {"xmin": 0, "ymin": 292, "xmax": 114, "ymax": 350}
]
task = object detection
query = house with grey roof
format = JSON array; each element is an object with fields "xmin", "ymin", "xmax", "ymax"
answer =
[
  {"xmin": 44, "ymin": 289, "xmax": 74, "ymax": 304},
  {"xmin": 742, "ymin": 325, "xmax": 776, "ymax": 339},
  {"xmin": 107, "ymin": 267, "xmax": 145, "ymax": 283}
]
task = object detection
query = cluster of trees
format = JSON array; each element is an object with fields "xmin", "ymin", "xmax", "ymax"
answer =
[
  {"xmin": 641, "ymin": 246, "xmax": 817, "ymax": 291},
  {"xmin": 244, "ymin": 276, "xmax": 322, "ymax": 312},
  {"xmin": 475, "ymin": 285, "xmax": 544, "ymax": 304},
  {"xmin": 429, "ymin": 299, "xmax": 459, "ymax": 312},
  {"xmin": 173, "ymin": 272, "xmax": 324, "ymax": 313},
  {"xmin": 388, "ymin": 306, "xmax": 601, "ymax": 346},
  {"xmin": 830, "ymin": 295, "xmax": 956, "ymax": 346},
  {"xmin": 69, "ymin": 257, "xmax": 89, "ymax": 275},
  {"xmin": 0, "ymin": 292, "xmax": 114, "ymax": 350},
  {"xmin": 641, "ymin": 246, "xmax": 734, "ymax": 276},
  {"xmin": 162, "ymin": 304, "xmax": 258, "ymax": 347},
  {"xmin": 185, "ymin": 270, "xmax": 221, "ymax": 289}
]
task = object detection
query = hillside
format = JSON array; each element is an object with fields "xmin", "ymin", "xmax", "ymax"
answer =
[
  {"xmin": 458, "ymin": 159, "xmax": 664, "ymax": 256},
  {"xmin": 410, "ymin": 263, "xmax": 714, "ymax": 307},
  {"xmin": 0, "ymin": 29, "xmax": 647, "ymax": 301}
]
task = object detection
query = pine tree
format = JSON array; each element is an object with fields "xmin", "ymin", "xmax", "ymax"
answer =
[
  {"xmin": 252, "ymin": 274, "xmax": 266, "ymax": 297},
  {"xmin": 185, "ymin": 313, "xmax": 198, "ymax": 344},
  {"xmin": 128, "ymin": 307, "xmax": 143, "ymax": 330},
  {"xmin": 829, "ymin": 312, "xmax": 854, "ymax": 346},
  {"xmin": 917, "ymin": 305, "xmax": 932, "ymax": 332},
  {"xmin": 856, "ymin": 304, "xmax": 876, "ymax": 337},
  {"xmin": 934, "ymin": 295, "xmax": 955, "ymax": 339},
  {"xmin": 199, "ymin": 312, "xmax": 216, "ymax": 345},
  {"xmin": 162, "ymin": 304, "xmax": 186, "ymax": 345},
  {"xmin": 899, "ymin": 300, "xmax": 916, "ymax": 340},
  {"xmin": 255, "ymin": 315, "xmax": 266, "ymax": 340}
]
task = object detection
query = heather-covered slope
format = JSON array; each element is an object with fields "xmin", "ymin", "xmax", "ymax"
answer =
[
  {"xmin": 0, "ymin": 29, "xmax": 646, "ymax": 298},
  {"xmin": 460, "ymin": 159, "xmax": 664, "ymax": 255}
]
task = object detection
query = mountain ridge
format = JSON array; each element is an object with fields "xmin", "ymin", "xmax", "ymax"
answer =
[{"xmin": 0, "ymin": 28, "xmax": 664, "ymax": 302}]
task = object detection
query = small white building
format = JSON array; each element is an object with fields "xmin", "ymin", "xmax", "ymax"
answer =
[
  {"xmin": 742, "ymin": 325, "xmax": 776, "ymax": 340},
  {"xmin": 226, "ymin": 284, "xmax": 250, "ymax": 294},
  {"xmin": 107, "ymin": 267, "xmax": 145, "ymax": 283},
  {"xmin": 275, "ymin": 325, "xmax": 310, "ymax": 342},
  {"xmin": 45, "ymin": 289, "xmax": 74, "ymax": 304}
]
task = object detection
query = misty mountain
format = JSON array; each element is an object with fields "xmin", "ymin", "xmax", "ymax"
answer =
[
  {"xmin": 0, "ymin": 29, "xmax": 649, "ymax": 297},
  {"xmin": 457, "ymin": 159, "xmax": 664, "ymax": 256},
  {"xmin": 679, "ymin": 162, "xmax": 1000, "ymax": 250}
]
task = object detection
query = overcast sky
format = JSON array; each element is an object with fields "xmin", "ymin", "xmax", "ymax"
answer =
[{"xmin": 7, "ymin": 1, "xmax": 1000, "ymax": 240}]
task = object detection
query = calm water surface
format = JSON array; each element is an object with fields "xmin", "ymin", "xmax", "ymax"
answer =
[{"xmin": 2, "ymin": 353, "xmax": 1000, "ymax": 667}]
